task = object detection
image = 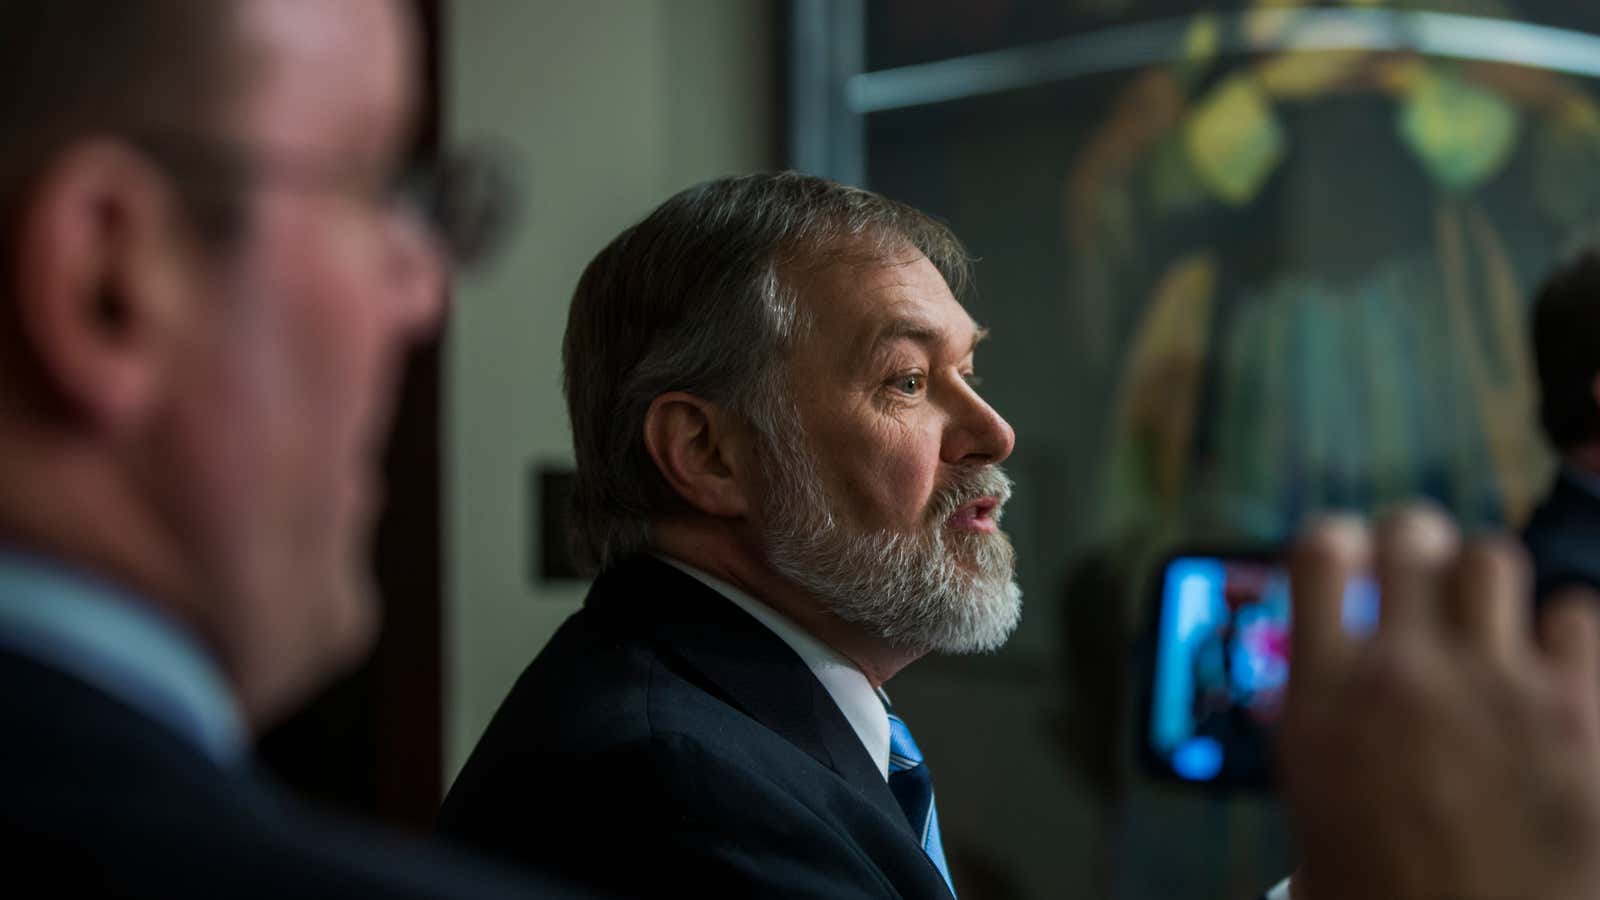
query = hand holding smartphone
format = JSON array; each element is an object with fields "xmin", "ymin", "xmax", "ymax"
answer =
[{"xmin": 1140, "ymin": 548, "xmax": 1379, "ymax": 788}]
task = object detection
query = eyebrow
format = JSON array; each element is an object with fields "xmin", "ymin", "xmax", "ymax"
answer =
[{"xmin": 864, "ymin": 317, "xmax": 990, "ymax": 362}]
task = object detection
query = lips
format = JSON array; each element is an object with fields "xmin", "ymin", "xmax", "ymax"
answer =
[{"xmin": 946, "ymin": 496, "xmax": 1001, "ymax": 533}]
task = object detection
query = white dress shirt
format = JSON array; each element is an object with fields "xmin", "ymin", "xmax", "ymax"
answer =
[{"xmin": 658, "ymin": 555, "xmax": 892, "ymax": 781}]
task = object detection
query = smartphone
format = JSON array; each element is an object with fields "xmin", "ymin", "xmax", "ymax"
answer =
[{"xmin": 1139, "ymin": 548, "xmax": 1379, "ymax": 790}]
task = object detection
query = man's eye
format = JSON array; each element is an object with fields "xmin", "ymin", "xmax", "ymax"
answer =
[
  {"xmin": 890, "ymin": 374, "xmax": 925, "ymax": 395},
  {"xmin": 962, "ymin": 372, "xmax": 984, "ymax": 388}
]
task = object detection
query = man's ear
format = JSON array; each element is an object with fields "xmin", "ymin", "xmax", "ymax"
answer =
[
  {"xmin": 642, "ymin": 391, "xmax": 756, "ymax": 519},
  {"xmin": 11, "ymin": 139, "xmax": 193, "ymax": 435}
]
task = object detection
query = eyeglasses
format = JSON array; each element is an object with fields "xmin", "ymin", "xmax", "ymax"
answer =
[{"xmin": 124, "ymin": 131, "xmax": 522, "ymax": 270}]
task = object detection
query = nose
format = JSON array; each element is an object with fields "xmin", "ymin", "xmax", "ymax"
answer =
[
  {"xmin": 385, "ymin": 206, "xmax": 449, "ymax": 339},
  {"xmin": 941, "ymin": 379, "xmax": 1015, "ymax": 467}
]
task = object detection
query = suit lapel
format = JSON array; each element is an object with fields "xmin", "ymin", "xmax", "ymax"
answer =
[
  {"xmin": 586, "ymin": 556, "xmax": 914, "ymax": 837},
  {"xmin": 808, "ymin": 677, "xmax": 913, "ymax": 832}
]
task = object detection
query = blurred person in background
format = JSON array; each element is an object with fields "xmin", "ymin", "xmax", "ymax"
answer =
[
  {"xmin": 0, "ymin": 1, "xmax": 581, "ymax": 896},
  {"xmin": 1524, "ymin": 249, "xmax": 1600, "ymax": 606}
]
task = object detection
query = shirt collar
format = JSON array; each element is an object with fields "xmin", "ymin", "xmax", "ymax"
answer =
[
  {"xmin": 656, "ymin": 555, "xmax": 892, "ymax": 780},
  {"xmin": 0, "ymin": 549, "xmax": 247, "ymax": 767}
]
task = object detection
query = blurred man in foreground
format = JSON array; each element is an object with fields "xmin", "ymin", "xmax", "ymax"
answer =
[{"xmin": 0, "ymin": 1, "xmax": 576, "ymax": 896}]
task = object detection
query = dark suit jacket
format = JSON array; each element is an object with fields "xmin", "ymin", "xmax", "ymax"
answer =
[
  {"xmin": 1523, "ymin": 470, "xmax": 1600, "ymax": 607},
  {"xmin": 0, "ymin": 647, "xmax": 588, "ymax": 898},
  {"xmin": 438, "ymin": 555, "xmax": 955, "ymax": 899}
]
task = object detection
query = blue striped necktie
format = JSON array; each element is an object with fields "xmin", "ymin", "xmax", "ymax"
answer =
[{"xmin": 880, "ymin": 691, "xmax": 955, "ymax": 896}]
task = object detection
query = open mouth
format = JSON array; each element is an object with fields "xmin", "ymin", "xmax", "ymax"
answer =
[{"xmin": 946, "ymin": 497, "xmax": 1001, "ymax": 533}]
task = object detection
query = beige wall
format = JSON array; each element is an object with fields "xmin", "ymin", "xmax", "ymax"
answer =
[{"xmin": 442, "ymin": 0, "xmax": 776, "ymax": 779}]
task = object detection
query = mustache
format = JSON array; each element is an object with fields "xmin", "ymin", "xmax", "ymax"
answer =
[{"xmin": 929, "ymin": 465, "xmax": 1013, "ymax": 524}]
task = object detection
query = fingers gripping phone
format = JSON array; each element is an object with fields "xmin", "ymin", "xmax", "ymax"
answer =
[{"xmin": 1139, "ymin": 548, "xmax": 1379, "ymax": 789}]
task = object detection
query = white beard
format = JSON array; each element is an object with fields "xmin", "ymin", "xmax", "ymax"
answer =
[{"xmin": 756, "ymin": 418, "xmax": 1022, "ymax": 655}]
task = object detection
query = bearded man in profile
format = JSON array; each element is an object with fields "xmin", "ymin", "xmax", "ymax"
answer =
[{"xmin": 439, "ymin": 173, "xmax": 1020, "ymax": 900}]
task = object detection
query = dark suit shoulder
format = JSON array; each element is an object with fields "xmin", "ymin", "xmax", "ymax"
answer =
[
  {"xmin": 1523, "ymin": 473, "xmax": 1600, "ymax": 604},
  {"xmin": 440, "ymin": 556, "xmax": 948, "ymax": 899},
  {"xmin": 447, "ymin": 556, "xmax": 789, "ymax": 760},
  {"xmin": 0, "ymin": 650, "xmax": 579, "ymax": 899},
  {"xmin": 445, "ymin": 728, "xmax": 899, "ymax": 899}
]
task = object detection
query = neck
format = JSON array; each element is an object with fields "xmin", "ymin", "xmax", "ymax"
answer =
[
  {"xmin": 652, "ymin": 517, "xmax": 926, "ymax": 687},
  {"xmin": 0, "ymin": 421, "xmax": 204, "ymax": 657}
]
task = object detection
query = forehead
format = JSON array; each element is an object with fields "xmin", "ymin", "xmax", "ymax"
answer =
[
  {"xmin": 797, "ymin": 251, "xmax": 978, "ymax": 361},
  {"xmin": 232, "ymin": 0, "xmax": 417, "ymax": 154}
]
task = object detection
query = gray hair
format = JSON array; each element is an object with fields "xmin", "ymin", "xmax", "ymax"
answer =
[{"xmin": 562, "ymin": 171, "xmax": 972, "ymax": 572}]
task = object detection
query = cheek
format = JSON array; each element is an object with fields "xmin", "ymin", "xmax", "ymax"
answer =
[
  {"xmin": 257, "ymin": 232, "xmax": 392, "ymax": 439},
  {"xmin": 201, "ymin": 256, "xmax": 389, "ymax": 539},
  {"xmin": 883, "ymin": 432, "xmax": 944, "ymax": 523},
  {"xmin": 827, "ymin": 418, "xmax": 944, "ymax": 529}
]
